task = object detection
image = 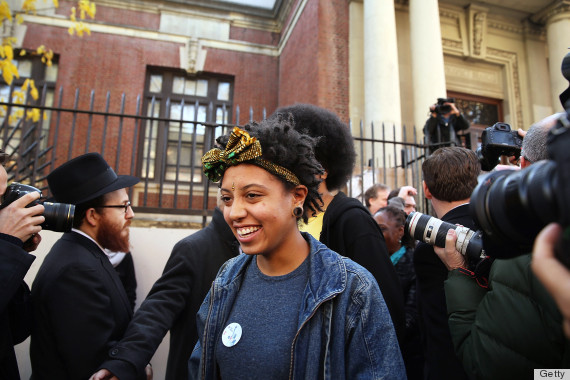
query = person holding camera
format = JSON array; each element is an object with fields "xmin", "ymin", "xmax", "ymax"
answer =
[
  {"xmin": 423, "ymin": 98, "xmax": 470, "ymax": 155},
  {"xmin": 0, "ymin": 150, "xmax": 45, "ymax": 380},
  {"xmin": 433, "ymin": 116, "xmax": 570, "ymax": 379},
  {"xmin": 412, "ymin": 147, "xmax": 478, "ymax": 380},
  {"xmin": 435, "ymin": 227, "xmax": 570, "ymax": 379},
  {"xmin": 29, "ymin": 153, "xmax": 147, "ymax": 380}
]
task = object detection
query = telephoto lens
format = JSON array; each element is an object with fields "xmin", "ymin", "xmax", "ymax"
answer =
[{"xmin": 405, "ymin": 211, "xmax": 485, "ymax": 263}]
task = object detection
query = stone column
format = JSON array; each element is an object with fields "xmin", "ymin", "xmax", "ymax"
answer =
[
  {"xmin": 543, "ymin": 1, "xmax": 570, "ymax": 111},
  {"xmin": 409, "ymin": 0, "xmax": 447, "ymax": 134},
  {"xmin": 523, "ymin": 21, "xmax": 553, "ymax": 121},
  {"xmin": 364, "ymin": 0, "xmax": 401, "ymax": 144}
]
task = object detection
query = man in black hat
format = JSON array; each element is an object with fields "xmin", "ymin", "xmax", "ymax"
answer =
[{"xmin": 30, "ymin": 152, "xmax": 141, "ymax": 380}]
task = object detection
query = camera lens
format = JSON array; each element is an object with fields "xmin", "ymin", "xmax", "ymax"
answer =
[
  {"xmin": 405, "ymin": 212, "xmax": 484, "ymax": 262},
  {"xmin": 470, "ymin": 161, "xmax": 559, "ymax": 258},
  {"xmin": 406, "ymin": 212, "xmax": 452, "ymax": 247},
  {"xmin": 42, "ymin": 202, "xmax": 75, "ymax": 233}
]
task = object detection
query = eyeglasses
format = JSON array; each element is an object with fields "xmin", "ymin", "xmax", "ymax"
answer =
[{"xmin": 97, "ymin": 201, "xmax": 132, "ymax": 214}]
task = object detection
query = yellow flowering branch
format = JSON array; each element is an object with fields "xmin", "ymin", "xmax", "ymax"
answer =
[{"xmin": 69, "ymin": 0, "xmax": 96, "ymax": 36}]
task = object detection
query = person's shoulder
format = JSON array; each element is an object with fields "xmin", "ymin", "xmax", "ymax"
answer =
[
  {"xmin": 341, "ymin": 256, "xmax": 378, "ymax": 285},
  {"xmin": 170, "ymin": 227, "xmax": 236, "ymax": 262},
  {"xmin": 213, "ymin": 253, "xmax": 250, "ymax": 283},
  {"xmin": 172, "ymin": 230, "xmax": 206, "ymax": 251},
  {"xmin": 329, "ymin": 194, "xmax": 374, "ymax": 223},
  {"xmin": 489, "ymin": 254, "xmax": 531, "ymax": 287}
]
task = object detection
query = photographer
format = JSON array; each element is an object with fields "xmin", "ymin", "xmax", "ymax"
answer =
[
  {"xmin": 433, "ymin": 117, "xmax": 570, "ymax": 379},
  {"xmin": 435, "ymin": 228, "xmax": 569, "ymax": 379},
  {"xmin": 0, "ymin": 150, "xmax": 45, "ymax": 380},
  {"xmin": 413, "ymin": 147, "xmax": 477, "ymax": 380},
  {"xmin": 424, "ymin": 98, "xmax": 470, "ymax": 155}
]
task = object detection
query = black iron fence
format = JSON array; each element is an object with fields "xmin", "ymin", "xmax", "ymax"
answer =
[{"xmin": 0, "ymin": 87, "xmax": 431, "ymax": 227}]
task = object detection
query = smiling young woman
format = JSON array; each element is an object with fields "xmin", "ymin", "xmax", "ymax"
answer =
[{"xmin": 190, "ymin": 117, "xmax": 406, "ymax": 380}]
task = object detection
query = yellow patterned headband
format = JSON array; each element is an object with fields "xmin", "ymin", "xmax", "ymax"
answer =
[{"xmin": 202, "ymin": 127, "xmax": 300, "ymax": 185}]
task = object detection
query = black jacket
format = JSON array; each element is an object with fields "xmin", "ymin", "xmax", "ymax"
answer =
[
  {"xmin": 413, "ymin": 204, "xmax": 472, "ymax": 380},
  {"xmin": 395, "ymin": 246, "xmax": 424, "ymax": 380},
  {"xmin": 320, "ymin": 192, "xmax": 405, "ymax": 342},
  {"xmin": 0, "ymin": 236, "xmax": 34, "ymax": 380},
  {"xmin": 115, "ymin": 252, "xmax": 137, "ymax": 311},
  {"xmin": 102, "ymin": 208, "xmax": 239, "ymax": 380},
  {"xmin": 423, "ymin": 114, "xmax": 470, "ymax": 153},
  {"xmin": 30, "ymin": 232, "xmax": 134, "ymax": 380}
]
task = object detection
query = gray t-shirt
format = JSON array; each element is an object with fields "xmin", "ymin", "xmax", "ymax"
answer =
[{"xmin": 216, "ymin": 255, "xmax": 309, "ymax": 379}]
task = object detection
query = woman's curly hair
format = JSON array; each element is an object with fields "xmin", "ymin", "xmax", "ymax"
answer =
[
  {"xmin": 272, "ymin": 104, "xmax": 356, "ymax": 191},
  {"xmin": 216, "ymin": 115, "xmax": 324, "ymax": 223}
]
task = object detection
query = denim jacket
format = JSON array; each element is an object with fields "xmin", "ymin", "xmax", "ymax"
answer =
[{"xmin": 189, "ymin": 233, "xmax": 405, "ymax": 380}]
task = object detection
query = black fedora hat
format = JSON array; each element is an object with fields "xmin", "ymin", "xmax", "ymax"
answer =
[{"xmin": 47, "ymin": 153, "xmax": 140, "ymax": 204}]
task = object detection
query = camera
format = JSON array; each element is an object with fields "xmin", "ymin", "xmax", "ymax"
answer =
[
  {"xmin": 0, "ymin": 183, "xmax": 75, "ymax": 232},
  {"xmin": 476, "ymin": 122, "xmax": 523, "ymax": 171},
  {"xmin": 470, "ymin": 109, "xmax": 570, "ymax": 265},
  {"xmin": 405, "ymin": 211, "xmax": 486, "ymax": 268},
  {"xmin": 406, "ymin": 110, "xmax": 570, "ymax": 268},
  {"xmin": 433, "ymin": 97, "xmax": 455, "ymax": 114}
]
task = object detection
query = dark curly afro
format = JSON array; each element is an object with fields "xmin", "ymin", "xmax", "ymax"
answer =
[
  {"xmin": 271, "ymin": 103, "xmax": 356, "ymax": 191},
  {"xmin": 216, "ymin": 115, "xmax": 324, "ymax": 223}
]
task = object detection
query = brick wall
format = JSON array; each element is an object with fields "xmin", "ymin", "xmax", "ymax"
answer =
[
  {"xmin": 278, "ymin": 0, "xmax": 350, "ymax": 122},
  {"xmin": 230, "ymin": 26, "xmax": 280, "ymax": 46},
  {"xmin": 22, "ymin": 22, "xmax": 182, "ymax": 172},
  {"xmin": 204, "ymin": 49, "xmax": 279, "ymax": 123},
  {"xmin": 278, "ymin": 0, "xmax": 319, "ymax": 108},
  {"xmin": 17, "ymin": 0, "xmax": 350, "ymax": 176}
]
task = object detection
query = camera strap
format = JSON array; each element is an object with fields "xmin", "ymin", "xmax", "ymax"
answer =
[{"xmin": 456, "ymin": 260, "xmax": 492, "ymax": 289}]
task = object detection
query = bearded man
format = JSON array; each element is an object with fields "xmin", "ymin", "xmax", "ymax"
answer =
[{"xmin": 30, "ymin": 152, "xmax": 141, "ymax": 380}]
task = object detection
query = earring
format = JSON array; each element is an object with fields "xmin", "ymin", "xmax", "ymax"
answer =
[{"xmin": 292, "ymin": 206, "xmax": 304, "ymax": 218}]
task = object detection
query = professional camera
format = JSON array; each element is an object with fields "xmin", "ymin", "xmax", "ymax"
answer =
[
  {"xmin": 476, "ymin": 122, "xmax": 523, "ymax": 171},
  {"xmin": 470, "ymin": 110, "xmax": 570, "ymax": 266},
  {"xmin": 405, "ymin": 111, "xmax": 570, "ymax": 269},
  {"xmin": 0, "ymin": 183, "xmax": 75, "ymax": 232},
  {"xmin": 406, "ymin": 211, "xmax": 486, "ymax": 268},
  {"xmin": 433, "ymin": 97, "xmax": 455, "ymax": 114}
]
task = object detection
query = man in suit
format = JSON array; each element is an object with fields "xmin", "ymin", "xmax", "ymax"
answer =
[
  {"xmin": 0, "ymin": 149, "xmax": 45, "ymax": 380},
  {"xmin": 30, "ymin": 152, "xmax": 142, "ymax": 380},
  {"xmin": 412, "ymin": 147, "xmax": 480, "ymax": 380}
]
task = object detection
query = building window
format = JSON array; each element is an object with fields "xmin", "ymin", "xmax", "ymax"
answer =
[
  {"xmin": 0, "ymin": 53, "xmax": 58, "ymax": 155},
  {"xmin": 140, "ymin": 68, "xmax": 233, "ymax": 183},
  {"xmin": 449, "ymin": 92, "xmax": 503, "ymax": 151}
]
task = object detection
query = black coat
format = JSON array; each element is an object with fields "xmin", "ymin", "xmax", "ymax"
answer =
[
  {"xmin": 413, "ymin": 204, "xmax": 472, "ymax": 380},
  {"xmin": 102, "ymin": 208, "xmax": 239, "ymax": 380},
  {"xmin": 423, "ymin": 114, "xmax": 470, "ymax": 153},
  {"xmin": 115, "ymin": 252, "xmax": 137, "ymax": 311},
  {"xmin": 0, "ymin": 236, "xmax": 34, "ymax": 380},
  {"xmin": 320, "ymin": 192, "xmax": 405, "ymax": 343},
  {"xmin": 30, "ymin": 232, "xmax": 134, "ymax": 380}
]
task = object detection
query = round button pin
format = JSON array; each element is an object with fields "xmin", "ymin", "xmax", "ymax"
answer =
[{"xmin": 222, "ymin": 322, "xmax": 242, "ymax": 347}]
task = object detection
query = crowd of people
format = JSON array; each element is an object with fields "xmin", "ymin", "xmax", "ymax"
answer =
[{"xmin": 1, "ymin": 99, "xmax": 569, "ymax": 380}]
